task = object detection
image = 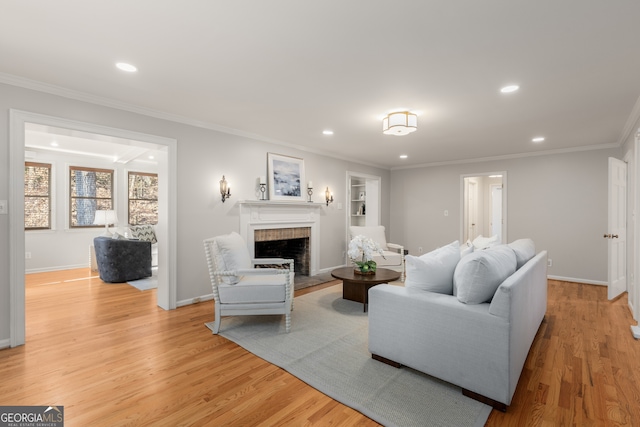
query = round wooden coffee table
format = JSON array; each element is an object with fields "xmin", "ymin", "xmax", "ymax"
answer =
[{"xmin": 331, "ymin": 267, "xmax": 401, "ymax": 312}]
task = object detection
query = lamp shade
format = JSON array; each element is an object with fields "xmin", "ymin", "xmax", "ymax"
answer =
[
  {"xmin": 93, "ymin": 210, "xmax": 118, "ymax": 226},
  {"xmin": 382, "ymin": 111, "xmax": 418, "ymax": 136}
]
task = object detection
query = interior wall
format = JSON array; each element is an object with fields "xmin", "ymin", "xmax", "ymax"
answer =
[
  {"xmin": 390, "ymin": 147, "xmax": 621, "ymax": 283},
  {"xmin": 0, "ymin": 82, "xmax": 390, "ymax": 343}
]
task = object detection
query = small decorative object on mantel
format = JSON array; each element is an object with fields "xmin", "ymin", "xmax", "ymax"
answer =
[
  {"xmin": 348, "ymin": 235, "xmax": 384, "ymax": 275},
  {"xmin": 307, "ymin": 181, "xmax": 313, "ymax": 202},
  {"xmin": 259, "ymin": 176, "xmax": 267, "ymax": 200}
]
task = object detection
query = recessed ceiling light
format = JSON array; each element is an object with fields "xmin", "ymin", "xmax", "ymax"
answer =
[
  {"xmin": 50, "ymin": 141, "xmax": 59, "ymax": 147},
  {"xmin": 532, "ymin": 136, "xmax": 545, "ymax": 143},
  {"xmin": 399, "ymin": 154, "xmax": 408, "ymax": 159},
  {"xmin": 148, "ymin": 155, "xmax": 155, "ymax": 159},
  {"xmin": 116, "ymin": 62, "xmax": 137, "ymax": 72},
  {"xmin": 322, "ymin": 130, "xmax": 334, "ymax": 135},
  {"xmin": 500, "ymin": 85, "xmax": 519, "ymax": 93}
]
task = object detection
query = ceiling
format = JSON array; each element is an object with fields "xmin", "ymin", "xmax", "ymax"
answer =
[{"xmin": 3, "ymin": 1, "xmax": 640, "ymax": 169}]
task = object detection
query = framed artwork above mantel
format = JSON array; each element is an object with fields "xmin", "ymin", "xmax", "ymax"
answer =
[{"xmin": 267, "ymin": 153, "xmax": 306, "ymax": 202}]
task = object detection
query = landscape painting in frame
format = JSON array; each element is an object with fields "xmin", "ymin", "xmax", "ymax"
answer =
[{"xmin": 267, "ymin": 153, "xmax": 305, "ymax": 201}]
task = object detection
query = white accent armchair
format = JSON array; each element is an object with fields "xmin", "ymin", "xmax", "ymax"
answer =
[
  {"xmin": 349, "ymin": 226, "xmax": 405, "ymax": 282},
  {"xmin": 203, "ymin": 232, "xmax": 294, "ymax": 334}
]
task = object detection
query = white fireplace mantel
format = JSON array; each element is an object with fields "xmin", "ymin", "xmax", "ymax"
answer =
[{"xmin": 238, "ymin": 200, "xmax": 322, "ymax": 275}]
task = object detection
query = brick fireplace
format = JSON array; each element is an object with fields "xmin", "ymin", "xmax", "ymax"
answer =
[{"xmin": 239, "ymin": 201, "xmax": 322, "ymax": 276}]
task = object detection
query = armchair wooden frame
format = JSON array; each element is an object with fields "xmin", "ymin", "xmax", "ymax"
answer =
[{"xmin": 204, "ymin": 237, "xmax": 294, "ymax": 334}]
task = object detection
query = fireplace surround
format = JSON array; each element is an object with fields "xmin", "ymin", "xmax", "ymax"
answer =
[{"xmin": 239, "ymin": 201, "xmax": 322, "ymax": 276}]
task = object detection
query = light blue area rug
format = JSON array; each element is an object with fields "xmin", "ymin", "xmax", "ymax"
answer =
[
  {"xmin": 127, "ymin": 275, "xmax": 157, "ymax": 291},
  {"xmin": 210, "ymin": 284, "xmax": 492, "ymax": 427}
]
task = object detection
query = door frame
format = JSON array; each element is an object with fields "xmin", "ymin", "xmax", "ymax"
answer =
[
  {"xmin": 460, "ymin": 171, "xmax": 507, "ymax": 244},
  {"xmin": 9, "ymin": 110, "xmax": 178, "ymax": 347}
]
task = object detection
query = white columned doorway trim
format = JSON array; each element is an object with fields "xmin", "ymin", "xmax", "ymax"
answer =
[{"xmin": 9, "ymin": 110, "xmax": 178, "ymax": 347}]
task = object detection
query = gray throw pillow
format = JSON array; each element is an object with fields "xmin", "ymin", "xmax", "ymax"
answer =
[
  {"xmin": 454, "ymin": 245, "xmax": 517, "ymax": 304},
  {"xmin": 509, "ymin": 238, "xmax": 536, "ymax": 269}
]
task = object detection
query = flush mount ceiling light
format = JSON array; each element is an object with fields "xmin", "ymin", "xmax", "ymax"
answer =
[
  {"xmin": 399, "ymin": 154, "xmax": 408, "ymax": 159},
  {"xmin": 116, "ymin": 62, "xmax": 137, "ymax": 72},
  {"xmin": 322, "ymin": 130, "xmax": 334, "ymax": 135},
  {"xmin": 532, "ymin": 136, "xmax": 545, "ymax": 143},
  {"xmin": 500, "ymin": 84, "xmax": 520, "ymax": 93},
  {"xmin": 382, "ymin": 111, "xmax": 417, "ymax": 136}
]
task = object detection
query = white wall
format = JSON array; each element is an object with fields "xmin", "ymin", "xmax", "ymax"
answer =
[
  {"xmin": 390, "ymin": 148, "xmax": 621, "ymax": 283},
  {"xmin": 0, "ymin": 82, "xmax": 390, "ymax": 343}
]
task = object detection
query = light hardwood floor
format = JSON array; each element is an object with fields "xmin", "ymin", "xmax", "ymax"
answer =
[{"xmin": 1, "ymin": 269, "xmax": 639, "ymax": 426}]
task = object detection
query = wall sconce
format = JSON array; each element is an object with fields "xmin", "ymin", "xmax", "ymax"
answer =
[
  {"xmin": 220, "ymin": 175, "xmax": 231, "ymax": 202},
  {"xmin": 325, "ymin": 187, "xmax": 334, "ymax": 206}
]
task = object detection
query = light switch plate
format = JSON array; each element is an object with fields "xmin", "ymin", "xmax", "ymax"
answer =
[{"xmin": 0, "ymin": 200, "xmax": 7, "ymax": 214}]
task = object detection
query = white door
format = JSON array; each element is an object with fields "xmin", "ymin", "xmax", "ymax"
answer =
[
  {"xmin": 608, "ymin": 157, "xmax": 627, "ymax": 300},
  {"xmin": 490, "ymin": 184, "xmax": 502, "ymax": 242}
]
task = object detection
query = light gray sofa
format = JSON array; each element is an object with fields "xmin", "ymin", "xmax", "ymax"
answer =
[{"xmin": 368, "ymin": 242, "xmax": 547, "ymax": 410}]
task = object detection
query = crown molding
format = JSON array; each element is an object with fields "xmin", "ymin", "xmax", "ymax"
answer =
[
  {"xmin": 390, "ymin": 142, "xmax": 621, "ymax": 171},
  {"xmin": 618, "ymin": 93, "xmax": 640, "ymax": 145},
  {"xmin": 0, "ymin": 72, "xmax": 389, "ymax": 170}
]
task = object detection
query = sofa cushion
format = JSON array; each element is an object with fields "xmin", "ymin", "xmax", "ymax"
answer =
[
  {"xmin": 349, "ymin": 225, "xmax": 388, "ymax": 250},
  {"xmin": 472, "ymin": 234, "xmax": 499, "ymax": 250},
  {"xmin": 405, "ymin": 240, "xmax": 460, "ymax": 294},
  {"xmin": 130, "ymin": 224, "xmax": 158, "ymax": 244},
  {"xmin": 454, "ymin": 245, "xmax": 517, "ymax": 304},
  {"xmin": 213, "ymin": 232, "xmax": 252, "ymax": 285},
  {"xmin": 509, "ymin": 238, "xmax": 536, "ymax": 269}
]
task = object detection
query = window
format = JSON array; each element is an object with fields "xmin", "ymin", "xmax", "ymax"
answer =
[
  {"xmin": 69, "ymin": 166, "xmax": 113, "ymax": 228},
  {"xmin": 24, "ymin": 162, "xmax": 51, "ymax": 230},
  {"xmin": 128, "ymin": 172, "xmax": 158, "ymax": 225}
]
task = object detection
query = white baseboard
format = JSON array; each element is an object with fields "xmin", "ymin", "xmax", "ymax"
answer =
[
  {"xmin": 0, "ymin": 338, "xmax": 11, "ymax": 349},
  {"xmin": 177, "ymin": 293, "xmax": 215, "ymax": 308},
  {"xmin": 26, "ymin": 263, "xmax": 90, "ymax": 274},
  {"xmin": 547, "ymin": 275, "xmax": 607, "ymax": 286}
]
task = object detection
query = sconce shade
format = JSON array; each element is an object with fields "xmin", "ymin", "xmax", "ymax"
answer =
[
  {"xmin": 382, "ymin": 111, "xmax": 418, "ymax": 136},
  {"xmin": 220, "ymin": 175, "xmax": 231, "ymax": 202}
]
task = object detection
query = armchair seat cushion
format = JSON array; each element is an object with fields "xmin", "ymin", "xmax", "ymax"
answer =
[
  {"xmin": 218, "ymin": 274, "xmax": 288, "ymax": 304},
  {"xmin": 373, "ymin": 251, "xmax": 403, "ymax": 267}
]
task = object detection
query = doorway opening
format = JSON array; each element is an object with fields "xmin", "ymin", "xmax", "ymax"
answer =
[
  {"xmin": 9, "ymin": 110, "xmax": 178, "ymax": 347},
  {"xmin": 461, "ymin": 172, "xmax": 507, "ymax": 244}
]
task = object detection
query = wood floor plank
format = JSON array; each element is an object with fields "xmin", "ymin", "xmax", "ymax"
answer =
[{"xmin": 1, "ymin": 271, "xmax": 639, "ymax": 426}]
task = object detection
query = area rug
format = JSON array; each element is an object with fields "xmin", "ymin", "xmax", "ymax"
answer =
[
  {"xmin": 209, "ymin": 284, "xmax": 492, "ymax": 427},
  {"xmin": 127, "ymin": 275, "xmax": 157, "ymax": 291}
]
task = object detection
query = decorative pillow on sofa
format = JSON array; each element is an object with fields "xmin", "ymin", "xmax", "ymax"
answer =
[
  {"xmin": 472, "ymin": 234, "xmax": 499, "ymax": 250},
  {"xmin": 130, "ymin": 224, "xmax": 158, "ymax": 244},
  {"xmin": 509, "ymin": 238, "xmax": 536, "ymax": 269},
  {"xmin": 454, "ymin": 245, "xmax": 517, "ymax": 304},
  {"xmin": 213, "ymin": 232, "xmax": 251, "ymax": 285},
  {"xmin": 405, "ymin": 240, "xmax": 460, "ymax": 294},
  {"xmin": 460, "ymin": 243, "xmax": 474, "ymax": 258}
]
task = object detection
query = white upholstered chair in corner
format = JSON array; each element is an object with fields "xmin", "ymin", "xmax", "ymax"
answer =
[
  {"xmin": 203, "ymin": 232, "xmax": 295, "ymax": 334},
  {"xmin": 349, "ymin": 225, "xmax": 405, "ymax": 282}
]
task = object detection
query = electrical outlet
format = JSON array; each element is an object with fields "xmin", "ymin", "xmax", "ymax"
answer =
[
  {"xmin": 418, "ymin": 246, "xmax": 423, "ymax": 254},
  {"xmin": 25, "ymin": 252, "xmax": 32, "ymax": 259},
  {"xmin": 444, "ymin": 210, "xmax": 449, "ymax": 217},
  {"xmin": 547, "ymin": 259, "xmax": 553, "ymax": 267},
  {"xmin": 0, "ymin": 200, "xmax": 7, "ymax": 215}
]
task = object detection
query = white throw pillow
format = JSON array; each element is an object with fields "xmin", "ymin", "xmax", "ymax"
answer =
[
  {"xmin": 454, "ymin": 245, "xmax": 516, "ymax": 304},
  {"xmin": 349, "ymin": 225, "xmax": 388, "ymax": 250},
  {"xmin": 213, "ymin": 232, "xmax": 251, "ymax": 285},
  {"xmin": 472, "ymin": 234, "xmax": 500, "ymax": 250},
  {"xmin": 460, "ymin": 244, "xmax": 474, "ymax": 258},
  {"xmin": 405, "ymin": 240, "xmax": 460, "ymax": 294},
  {"xmin": 509, "ymin": 238, "xmax": 536, "ymax": 269}
]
